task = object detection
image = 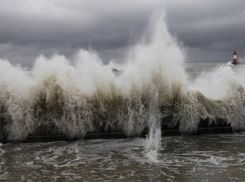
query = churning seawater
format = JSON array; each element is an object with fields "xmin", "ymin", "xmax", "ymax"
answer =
[
  {"xmin": 1, "ymin": 10, "xmax": 245, "ymax": 181},
  {"xmin": 1, "ymin": 132, "xmax": 245, "ymax": 181}
]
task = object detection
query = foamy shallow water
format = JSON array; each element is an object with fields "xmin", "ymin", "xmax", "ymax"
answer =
[{"xmin": 1, "ymin": 133, "xmax": 245, "ymax": 181}]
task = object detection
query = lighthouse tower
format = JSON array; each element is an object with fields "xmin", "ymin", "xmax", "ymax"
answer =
[{"xmin": 232, "ymin": 51, "xmax": 237, "ymax": 64}]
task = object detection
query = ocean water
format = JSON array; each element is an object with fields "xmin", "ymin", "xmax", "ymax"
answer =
[
  {"xmin": 1, "ymin": 133, "xmax": 245, "ymax": 181},
  {"xmin": 1, "ymin": 10, "xmax": 245, "ymax": 181}
]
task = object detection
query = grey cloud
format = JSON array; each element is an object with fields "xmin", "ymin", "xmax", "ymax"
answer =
[
  {"xmin": 0, "ymin": 0, "xmax": 245, "ymax": 64},
  {"xmin": 165, "ymin": 0, "xmax": 245, "ymax": 61}
]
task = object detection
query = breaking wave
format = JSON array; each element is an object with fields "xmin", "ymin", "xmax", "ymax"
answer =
[{"xmin": 1, "ymin": 10, "xmax": 245, "ymax": 141}]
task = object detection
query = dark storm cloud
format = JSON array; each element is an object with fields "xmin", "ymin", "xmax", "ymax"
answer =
[
  {"xmin": 0, "ymin": 0, "xmax": 245, "ymax": 64},
  {"xmin": 165, "ymin": 0, "xmax": 245, "ymax": 62}
]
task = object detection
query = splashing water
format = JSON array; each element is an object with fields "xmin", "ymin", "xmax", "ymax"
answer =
[
  {"xmin": 0, "ymin": 9, "xmax": 245, "ymax": 144},
  {"xmin": 145, "ymin": 87, "xmax": 161, "ymax": 163}
]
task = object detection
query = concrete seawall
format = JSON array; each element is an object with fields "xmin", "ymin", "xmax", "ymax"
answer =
[
  {"xmin": 0, "ymin": 116, "xmax": 8, "ymax": 144},
  {"xmin": 0, "ymin": 118, "xmax": 234, "ymax": 143}
]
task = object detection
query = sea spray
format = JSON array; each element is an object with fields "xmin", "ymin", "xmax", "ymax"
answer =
[
  {"xmin": 1, "ymin": 10, "xmax": 245, "ymax": 141},
  {"xmin": 31, "ymin": 55, "xmax": 94, "ymax": 139},
  {"xmin": 189, "ymin": 65, "xmax": 245, "ymax": 130},
  {"xmin": 0, "ymin": 9, "xmax": 199, "ymax": 141},
  {"xmin": 0, "ymin": 60, "xmax": 35, "ymax": 140},
  {"xmin": 145, "ymin": 87, "xmax": 161, "ymax": 163}
]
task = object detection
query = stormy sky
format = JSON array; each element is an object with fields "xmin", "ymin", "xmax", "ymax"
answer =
[{"xmin": 0, "ymin": 0, "xmax": 244, "ymax": 65}]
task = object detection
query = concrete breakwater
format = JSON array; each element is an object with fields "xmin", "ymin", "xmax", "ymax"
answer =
[{"xmin": 0, "ymin": 116, "xmax": 233, "ymax": 144}]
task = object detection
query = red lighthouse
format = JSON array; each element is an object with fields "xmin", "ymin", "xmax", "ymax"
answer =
[{"xmin": 232, "ymin": 51, "xmax": 237, "ymax": 64}]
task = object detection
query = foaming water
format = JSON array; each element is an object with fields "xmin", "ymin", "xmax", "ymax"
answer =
[
  {"xmin": 1, "ymin": 9, "xmax": 245, "ymax": 143},
  {"xmin": 189, "ymin": 63, "xmax": 245, "ymax": 130},
  {"xmin": 0, "ymin": 10, "xmax": 187, "ymax": 141},
  {"xmin": 2, "ymin": 133, "xmax": 245, "ymax": 181}
]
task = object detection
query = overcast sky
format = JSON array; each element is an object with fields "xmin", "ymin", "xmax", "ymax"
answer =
[{"xmin": 0, "ymin": 0, "xmax": 245, "ymax": 65}]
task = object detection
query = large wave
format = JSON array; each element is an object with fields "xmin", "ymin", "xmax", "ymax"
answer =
[{"xmin": 0, "ymin": 10, "xmax": 245, "ymax": 141}]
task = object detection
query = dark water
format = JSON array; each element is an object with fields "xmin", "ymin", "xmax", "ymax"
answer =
[{"xmin": 1, "ymin": 132, "xmax": 245, "ymax": 181}]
